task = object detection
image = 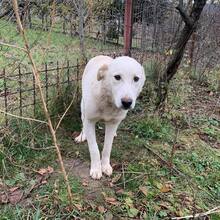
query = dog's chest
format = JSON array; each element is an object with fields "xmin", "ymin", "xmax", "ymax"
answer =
[{"xmin": 97, "ymin": 104, "xmax": 125, "ymax": 122}]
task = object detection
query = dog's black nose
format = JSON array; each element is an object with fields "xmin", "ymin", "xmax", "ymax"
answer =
[{"xmin": 121, "ymin": 98, "xmax": 132, "ymax": 109}]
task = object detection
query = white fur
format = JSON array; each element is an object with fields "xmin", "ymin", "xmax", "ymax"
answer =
[{"xmin": 75, "ymin": 55, "xmax": 145, "ymax": 179}]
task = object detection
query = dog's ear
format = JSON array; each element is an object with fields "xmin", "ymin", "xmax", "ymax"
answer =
[{"xmin": 97, "ymin": 64, "xmax": 108, "ymax": 81}]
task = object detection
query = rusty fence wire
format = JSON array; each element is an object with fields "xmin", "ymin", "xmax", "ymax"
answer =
[{"xmin": 0, "ymin": 60, "xmax": 81, "ymax": 126}]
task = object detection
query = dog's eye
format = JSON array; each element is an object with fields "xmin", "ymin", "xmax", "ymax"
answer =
[
  {"xmin": 134, "ymin": 76, "xmax": 139, "ymax": 82},
  {"xmin": 114, "ymin": 75, "xmax": 121, "ymax": 81}
]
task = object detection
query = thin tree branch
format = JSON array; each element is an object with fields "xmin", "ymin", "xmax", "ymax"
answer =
[
  {"xmin": 12, "ymin": 0, "xmax": 73, "ymax": 204},
  {"xmin": 0, "ymin": 41, "xmax": 27, "ymax": 52},
  {"xmin": 0, "ymin": 109, "xmax": 48, "ymax": 124},
  {"xmin": 55, "ymin": 95, "xmax": 76, "ymax": 132}
]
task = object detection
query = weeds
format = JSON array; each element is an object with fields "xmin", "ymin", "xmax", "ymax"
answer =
[
  {"xmin": 1, "ymin": 19, "xmax": 220, "ymax": 219},
  {"xmin": 129, "ymin": 115, "xmax": 174, "ymax": 142}
]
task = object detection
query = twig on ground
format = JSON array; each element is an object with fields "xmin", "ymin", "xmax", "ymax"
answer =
[
  {"xmin": 23, "ymin": 145, "xmax": 55, "ymax": 150},
  {"xmin": 12, "ymin": 0, "xmax": 73, "ymax": 203},
  {"xmin": 122, "ymin": 163, "xmax": 126, "ymax": 189},
  {"xmin": 144, "ymin": 144, "xmax": 185, "ymax": 177},
  {"xmin": 114, "ymin": 174, "xmax": 145, "ymax": 187},
  {"xmin": 171, "ymin": 206, "xmax": 220, "ymax": 220}
]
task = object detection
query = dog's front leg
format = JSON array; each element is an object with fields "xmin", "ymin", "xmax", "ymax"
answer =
[
  {"xmin": 102, "ymin": 121, "xmax": 120, "ymax": 176},
  {"xmin": 84, "ymin": 119, "xmax": 102, "ymax": 179}
]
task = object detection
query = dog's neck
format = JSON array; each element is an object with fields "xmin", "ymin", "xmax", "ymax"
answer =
[{"xmin": 98, "ymin": 82, "xmax": 118, "ymax": 111}]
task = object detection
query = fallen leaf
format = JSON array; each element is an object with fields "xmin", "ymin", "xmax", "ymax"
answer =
[
  {"xmin": 9, "ymin": 186, "xmax": 19, "ymax": 192},
  {"xmin": 82, "ymin": 181, "xmax": 88, "ymax": 187},
  {"xmin": 37, "ymin": 168, "xmax": 48, "ymax": 175},
  {"xmin": 75, "ymin": 203, "xmax": 82, "ymax": 210},
  {"xmin": 41, "ymin": 180, "xmax": 47, "ymax": 184},
  {"xmin": 37, "ymin": 166, "xmax": 54, "ymax": 176},
  {"xmin": 160, "ymin": 182, "xmax": 173, "ymax": 193},
  {"xmin": 97, "ymin": 205, "xmax": 105, "ymax": 213},
  {"xmin": 159, "ymin": 202, "xmax": 171, "ymax": 209},
  {"xmin": 105, "ymin": 197, "xmax": 120, "ymax": 205},
  {"xmin": 111, "ymin": 174, "xmax": 121, "ymax": 183},
  {"xmin": 65, "ymin": 205, "xmax": 74, "ymax": 212},
  {"xmin": 8, "ymin": 188, "xmax": 23, "ymax": 204},
  {"xmin": 115, "ymin": 188, "xmax": 124, "ymax": 195},
  {"xmin": 105, "ymin": 197, "xmax": 116, "ymax": 203},
  {"xmin": 47, "ymin": 166, "xmax": 54, "ymax": 174},
  {"xmin": 139, "ymin": 186, "xmax": 148, "ymax": 196}
]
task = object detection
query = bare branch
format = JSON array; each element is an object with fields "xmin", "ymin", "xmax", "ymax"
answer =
[
  {"xmin": 0, "ymin": 109, "xmax": 47, "ymax": 124},
  {"xmin": 176, "ymin": 5, "xmax": 193, "ymax": 27},
  {"xmin": 12, "ymin": 0, "xmax": 73, "ymax": 204},
  {"xmin": 171, "ymin": 206, "xmax": 220, "ymax": 220},
  {"xmin": 55, "ymin": 95, "xmax": 76, "ymax": 132},
  {"xmin": 0, "ymin": 41, "xmax": 27, "ymax": 52}
]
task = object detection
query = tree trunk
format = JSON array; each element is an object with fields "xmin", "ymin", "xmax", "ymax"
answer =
[
  {"xmin": 156, "ymin": 0, "xmax": 207, "ymax": 110},
  {"xmin": 189, "ymin": 32, "xmax": 196, "ymax": 68}
]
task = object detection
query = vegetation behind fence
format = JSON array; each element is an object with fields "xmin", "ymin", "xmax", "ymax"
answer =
[{"xmin": 0, "ymin": 60, "xmax": 81, "ymax": 126}]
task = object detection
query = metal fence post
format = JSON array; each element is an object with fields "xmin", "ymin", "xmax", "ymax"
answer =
[
  {"xmin": 3, "ymin": 69, "xmax": 8, "ymax": 126},
  {"xmin": 67, "ymin": 60, "xmax": 70, "ymax": 86},
  {"xmin": 56, "ymin": 61, "xmax": 60, "ymax": 95},
  {"xmin": 124, "ymin": 0, "xmax": 133, "ymax": 56}
]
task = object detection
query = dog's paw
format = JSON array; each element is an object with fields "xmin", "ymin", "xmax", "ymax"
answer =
[
  {"xmin": 74, "ymin": 132, "xmax": 86, "ymax": 143},
  {"xmin": 102, "ymin": 163, "xmax": 113, "ymax": 176},
  {"xmin": 90, "ymin": 166, "xmax": 102, "ymax": 179}
]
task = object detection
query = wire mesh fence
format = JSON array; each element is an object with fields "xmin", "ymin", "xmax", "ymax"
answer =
[
  {"xmin": 23, "ymin": 1, "xmax": 219, "ymax": 68},
  {"xmin": 0, "ymin": 60, "xmax": 81, "ymax": 126},
  {"xmin": 0, "ymin": 0, "xmax": 220, "ymax": 127}
]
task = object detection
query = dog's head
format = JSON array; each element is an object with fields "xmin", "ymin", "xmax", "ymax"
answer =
[{"xmin": 97, "ymin": 56, "xmax": 145, "ymax": 110}]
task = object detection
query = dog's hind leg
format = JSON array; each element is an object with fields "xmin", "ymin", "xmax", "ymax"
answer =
[
  {"xmin": 75, "ymin": 99, "xmax": 86, "ymax": 143},
  {"xmin": 101, "ymin": 121, "xmax": 121, "ymax": 176},
  {"xmin": 75, "ymin": 131, "xmax": 86, "ymax": 143}
]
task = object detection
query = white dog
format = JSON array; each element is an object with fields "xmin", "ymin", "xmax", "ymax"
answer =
[{"xmin": 75, "ymin": 55, "xmax": 145, "ymax": 179}]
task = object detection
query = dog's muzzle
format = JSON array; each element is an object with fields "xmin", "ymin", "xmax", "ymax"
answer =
[{"xmin": 121, "ymin": 98, "xmax": 132, "ymax": 110}]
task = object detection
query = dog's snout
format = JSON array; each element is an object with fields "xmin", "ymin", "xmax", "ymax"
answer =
[{"xmin": 121, "ymin": 98, "xmax": 132, "ymax": 110}]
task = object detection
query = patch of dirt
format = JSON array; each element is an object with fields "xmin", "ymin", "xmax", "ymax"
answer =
[
  {"xmin": 180, "ymin": 85, "xmax": 220, "ymax": 120},
  {"xmin": 198, "ymin": 133, "xmax": 220, "ymax": 149},
  {"xmin": 64, "ymin": 159, "xmax": 114, "ymax": 201}
]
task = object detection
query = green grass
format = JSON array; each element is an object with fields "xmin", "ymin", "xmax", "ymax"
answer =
[
  {"xmin": 0, "ymin": 19, "xmax": 116, "ymax": 68},
  {"xmin": 1, "ymin": 95, "xmax": 220, "ymax": 219},
  {"xmin": 0, "ymin": 19, "xmax": 220, "ymax": 219}
]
